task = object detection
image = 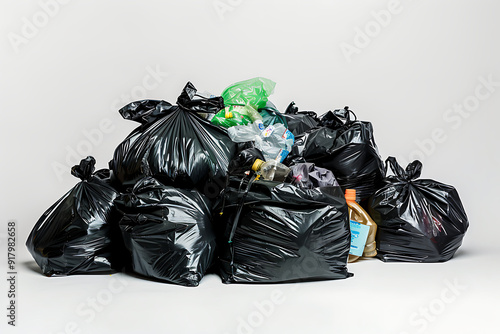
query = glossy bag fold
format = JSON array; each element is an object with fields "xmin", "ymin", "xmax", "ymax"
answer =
[
  {"xmin": 215, "ymin": 176, "xmax": 352, "ymax": 284},
  {"xmin": 285, "ymin": 107, "xmax": 385, "ymax": 201},
  {"xmin": 26, "ymin": 157, "xmax": 124, "ymax": 276},
  {"xmin": 110, "ymin": 82, "xmax": 236, "ymax": 191},
  {"xmin": 115, "ymin": 176, "xmax": 216, "ymax": 286},
  {"xmin": 368, "ymin": 157, "xmax": 469, "ymax": 262}
]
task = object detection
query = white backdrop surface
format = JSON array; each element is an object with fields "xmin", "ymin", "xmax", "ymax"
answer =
[{"xmin": 1, "ymin": 1, "xmax": 499, "ymax": 333}]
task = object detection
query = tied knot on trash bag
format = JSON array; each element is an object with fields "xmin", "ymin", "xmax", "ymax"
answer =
[
  {"xmin": 118, "ymin": 82, "xmax": 225, "ymax": 125},
  {"xmin": 70, "ymin": 156, "xmax": 96, "ymax": 181},
  {"xmin": 368, "ymin": 156, "xmax": 469, "ymax": 262},
  {"xmin": 284, "ymin": 101, "xmax": 319, "ymax": 119},
  {"xmin": 285, "ymin": 105, "xmax": 384, "ymax": 200},
  {"xmin": 177, "ymin": 81, "xmax": 225, "ymax": 114},
  {"xmin": 26, "ymin": 156, "xmax": 127, "ymax": 276},
  {"xmin": 283, "ymin": 101, "xmax": 319, "ymax": 136},
  {"xmin": 319, "ymin": 106, "xmax": 358, "ymax": 131},
  {"xmin": 110, "ymin": 82, "xmax": 236, "ymax": 190},
  {"xmin": 26, "ymin": 77, "xmax": 470, "ymax": 284},
  {"xmin": 386, "ymin": 156, "xmax": 422, "ymax": 181},
  {"xmin": 118, "ymin": 99, "xmax": 172, "ymax": 125}
]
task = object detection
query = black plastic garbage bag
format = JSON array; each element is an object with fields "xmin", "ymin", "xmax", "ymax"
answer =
[
  {"xmin": 288, "ymin": 163, "xmax": 339, "ymax": 189},
  {"xmin": 283, "ymin": 101, "xmax": 319, "ymax": 136},
  {"xmin": 368, "ymin": 157, "xmax": 469, "ymax": 262},
  {"xmin": 26, "ymin": 157, "xmax": 123, "ymax": 276},
  {"xmin": 227, "ymin": 147, "xmax": 266, "ymax": 176},
  {"xmin": 115, "ymin": 176, "xmax": 216, "ymax": 286},
  {"xmin": 285, "ymin": 106, "xmax": 385, "ymax": 201},
  {"xmin": 110, "ymin": 82, "xmax": 237, "ymax": 191},
  {"xmin": 215, "ymin": 176, "xmax": 352, "ymax": 283}
]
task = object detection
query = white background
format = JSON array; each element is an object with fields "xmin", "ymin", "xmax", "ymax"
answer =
[{"xmin": 1, "ymin": 1, "xmax": 499, "ymax": 333}]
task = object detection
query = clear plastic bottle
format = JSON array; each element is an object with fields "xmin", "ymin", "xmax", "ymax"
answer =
[
  {"xmin": 346, "ymin": 189, "xmax": 377, "ymax": 263},
  {"xmin": 251, "ymin": 159, "xmax": 290, "ymax": 182},
  {"xmin": 227, "ymin": 122, "xmax": 294, "ymax": 162}
]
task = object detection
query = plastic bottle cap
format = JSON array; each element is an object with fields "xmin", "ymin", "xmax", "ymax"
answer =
[
  {"xmin": 345, "ymin": 189, "xmax": 357, "ymax": 203},
  {"xmin": 252, "ymin": 159, "xmax": 264, "ymax": 172}
]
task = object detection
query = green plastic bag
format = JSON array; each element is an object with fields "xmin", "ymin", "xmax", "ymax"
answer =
[
  {"xmin": 210, "ymin": 105, "xmax": 261, "ymax": 128},
  {"xmin": 258, "ymin": 101, "xmax": 288, "ymax": 127},
  {"xmin": 212, "ymin": 77, "xmax": 276, "ymax": 128},
  {"xmin": 222, "ymin": 77, "xmax": 276, "ymax": 110}
]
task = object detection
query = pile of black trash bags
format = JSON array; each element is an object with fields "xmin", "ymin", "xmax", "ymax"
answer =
[{"xmin": 27, "ymin": 79, "xmax": 469, "ymax": 286}]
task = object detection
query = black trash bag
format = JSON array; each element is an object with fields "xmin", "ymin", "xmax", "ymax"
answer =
[
  {"xmin": 26, "ymin": 157, "xmax": 123, "ymax": 276},
  {"xmin": 110, "ymin": 82, "xmax": 237, "ymax": 191},
  {"xmin": 283, "ymin": 101, "xmax": 319, "ymax": 136},
  {"xmin": 214, "ymin": 176, "xmax": 352, "ymax": 284},
  {"xmin": 368, "ymin": 157, "xmax": 469, "ymax": 262},
  {"xmin": 227, "ymin": 147, "xmax": 266, "ymax": 176},
  {"xmin": 285, "ymin": 106, "xmax": 385, "ymax": 201},
  {"xmin": 288, "ymin": 163, "xmax": 339, "ymax": 189},
  {"xmin": 115, "ymin": 175, "xmax": 216, "ymax": 286}
]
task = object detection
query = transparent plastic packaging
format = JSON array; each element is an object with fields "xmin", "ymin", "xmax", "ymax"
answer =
[
  {"xmin": 251, "ymin": 159, "xmax": 290, "ymax": 182},
  {"xmin": 227, "ymin": 122, "xmax": 294, "ymax": 162},
  {"xmin": 212, "ymin": 105, "xmax": 264, "ymax": 128}
]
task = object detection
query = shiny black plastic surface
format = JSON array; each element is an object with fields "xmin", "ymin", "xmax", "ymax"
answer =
[
  {"xmin": 115, "ymin": 176, "xmax": 216, "ymax": 286},
  {"xmin": 227, "ymin": 147, "xmax": 266, "ymax": 176},
  {"xmin": 285, "ymin": 107, "xmax": 385, "ymax": 200},
  {"xmin": 26, "ymin": 157, "xmax": 123, "ymax": 276},
  {"xmin": 215, "ymin": 177, "xmax": 352, "ymax": 283},
  {"xmin": 110, "ymin": 82, "xmax": 236, "ymax": 191},
  {"xmin": 283, "ymin": 101, "xmax": 319, "ymax": 136},
  {"xmin": 369, "ymin": 157, "xmax": 469, "ymax": 262}
]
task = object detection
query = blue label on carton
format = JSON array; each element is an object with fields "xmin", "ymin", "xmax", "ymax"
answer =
[
  {"xmin": 349, "ymin": 220, "xmax": 370, "ymax": 257},
  {"xmin": 275, "ymin": 149, "xmax": 290, "ymax": 163}
]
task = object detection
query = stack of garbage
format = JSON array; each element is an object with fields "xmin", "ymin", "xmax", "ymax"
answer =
[{"xmin": 26, "ymin": 77, "xmax": 469, "ymax": 286}]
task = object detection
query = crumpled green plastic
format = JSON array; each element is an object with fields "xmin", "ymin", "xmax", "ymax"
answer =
[{"xmin": 212, "ymin": 77, "xmax": 276, "ymax": 128}]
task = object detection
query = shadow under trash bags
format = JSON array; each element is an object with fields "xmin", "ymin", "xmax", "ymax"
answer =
[{"xmin": 368, "ymin": 157, "xmax": 469, "ymax": 263}]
